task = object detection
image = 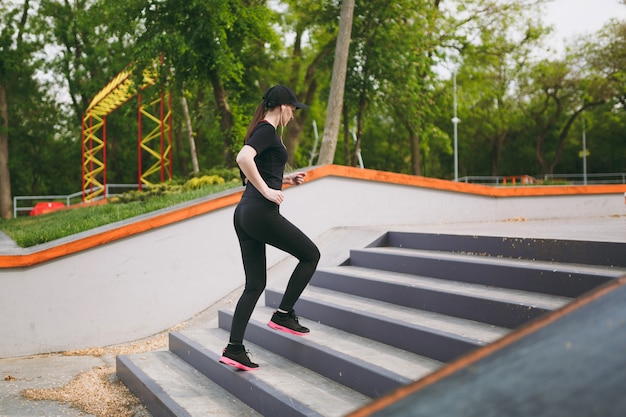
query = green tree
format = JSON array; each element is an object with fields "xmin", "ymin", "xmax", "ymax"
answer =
[
  {"xmin": 33, "ymin": 0, "xmax": 149, "ymax": 186},
  {"xmin": 1, "ymin": 0, "xmax": 37, "ymax": 218},
  {"xmin": 587, "ymin": 19, "xmax": 626, "ymax": 174},
  {"xmin": 546, "ymin": 18, "xmax": 626, "ymax": 177},
  {"xmin": 454, "ymin": 2, "xmax": 547, "ymax": 176},
  {"xmin": 518, "ymin": 55, "xmax": 614, "ymax": 175},
  {"xmin": 317, "ymin": 0, "xmax": 355, "ymax": 166},
  {"xmin": 278, "ymin": 0, "xmax": 338, "ymax": 167},
  {"xmin": 582, "ymin": 106, "xmax": 626, "ymax": 174},
  {"xmin": 118, "ymin": 0, "xmax": 273, "ymax": 168},
  {"xmin": 35, "ymin": 0, "xmax": 135, "ymax": 125},
  {"xmin": 340, "ymin": 0, "xmax": 430, "ymax": 172},
  {"xmin": 3, "ymin": 0, "xmax": 624, "ymax": 200},
  {"xmin": 314, "ymin": 0, "xmax": 445, "ymax": 173},
  {"xmin": 382, "ymin": 0, "xmax": 444, "ymax": 175},
  {"xmin": 583, "ymin": 20, "xmax": 626, "ymax": 111}
]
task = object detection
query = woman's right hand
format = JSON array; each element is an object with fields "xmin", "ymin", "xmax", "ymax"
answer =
[{"xmin": 263, "ymin": 188, "xmax": 285, "ymax": 205}]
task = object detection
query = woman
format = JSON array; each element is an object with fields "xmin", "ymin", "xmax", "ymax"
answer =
[{"xmin": 219, "ymin": 85, "xmax": 321, "ymax": 371}]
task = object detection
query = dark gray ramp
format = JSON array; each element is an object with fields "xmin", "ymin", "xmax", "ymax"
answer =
[{"xmin": 349, "ymin": 276, "xmax": 626, "ymax": 417}]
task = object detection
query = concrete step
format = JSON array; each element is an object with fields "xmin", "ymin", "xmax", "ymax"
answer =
[
  {"xmin": 311, "ymin": 265, "xmax": 573, "ymax": 328},
  {"xmin": 116, "ymin": 350, "xmax": 262, "ymax": 417},
  {"xmin": 386, "ymin": 231, "xmax": 626, "ymax": 268},
  {"xmin": 169, "ymin": 328, "xmax": 370, "ymax": 417},
  {"xmin": 217, "ymin": 305, "xmax": 443, "ymax": 398},
  {"xmin": 265, "ymin": 286, "xmax": 509, "ymax": 363},
  {"xmin": 349, "ymin": 246, "xmax": 621, "ymax": 297}
]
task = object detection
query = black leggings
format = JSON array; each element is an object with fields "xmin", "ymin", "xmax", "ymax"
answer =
[{"xmin": 229, "ymin": 196, "xmax": 320, "ymax": 345}]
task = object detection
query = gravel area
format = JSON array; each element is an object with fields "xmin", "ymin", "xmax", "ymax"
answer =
[
  {"xmin": 1, "ymin": 331, "xmax": 173, "ymax": 417},
  {"xmin": 21, "ymin": 365, "xmax": 145, "ymax": 417}
]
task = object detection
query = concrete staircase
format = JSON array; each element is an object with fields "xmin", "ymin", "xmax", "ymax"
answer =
[{"xmin": 116, "ymin": 231, "xmax": 625, "ymax": 417}]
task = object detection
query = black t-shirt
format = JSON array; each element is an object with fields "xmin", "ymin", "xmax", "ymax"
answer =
[{"xmin": 241, "ymin": 121, "xmax": 288, "ymax": 199}]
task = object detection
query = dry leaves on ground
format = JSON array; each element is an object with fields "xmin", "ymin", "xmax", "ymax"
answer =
[
  {"xmin": 19, "ymin": 326, "xmax": 181, "ymax": 417},
  {"xmin": 22, "ymin": 366, "xmax": 144, "ymax": 417}
]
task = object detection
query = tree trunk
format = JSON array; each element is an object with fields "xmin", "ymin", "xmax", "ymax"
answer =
[
  {"xmin": 400, "ymin": 114, "xmax": 422, "ymax": 176},
  {"xmin": 181, "ymin": 94, "xmax": 199, "ymax": 174},
  {"xmin": 174, "ymin": 124, "xmax": 187, "ymax": 175},
  {"xmin": 491, "ymin": 131, "xmax": 507, "ymax": 176},
  {"xmin": 0, "ymin": 0, "xmax": 30, "ymax": 219},
  {"xmin": 209, "ymin": 70, "xmax": 236, "ymax": 167},
  {"xmin": 535, "ymin": 132, "xmax": 550, "ymax": 175},
  {"xmin": 342, "ymin": 105, "xmax": 351, "ymax": 165},
  {"xmin": 284, "ymin": 29, "xmax": 304, "ymax": 166},
  {"xmin": 288, "ymin": 41, "xmax": 333, "ymax": 166},
  {"xmin": 0, "ymin": 84, "xmax": 12, "ymax": 219},
  {"xmin": 409, "ymin": 127, "xmax": 421, "ymax": 176},
  {"xmin": 286, "ymin": 115, "xmax": 305, "ymax": 167},
  {"xmin": 317, "ymin": 0, "xmax": 355, "ymax": 165},
  {"xmin": 535, "ymin": 102, "xmax": 604, "ymax": 175},
  {"xmin": 354, "ymin": 104, "xmax": 365, "ymax": 168},
  {"xmin": 548, "ymin": 103, "xmax": 604, "ymax": 174}
]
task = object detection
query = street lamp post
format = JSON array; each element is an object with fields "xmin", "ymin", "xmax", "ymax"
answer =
[
  {"xmin": 582, "ymin": 114, "xmax": 588, "ymax": 185},
  {"xmin": 452, "ymin": 70, "xmax": 461, "ymax": 181}
]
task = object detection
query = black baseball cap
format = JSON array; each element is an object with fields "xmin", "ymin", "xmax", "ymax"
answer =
[{"xmin": 262, "ymin": 85, "xmax": 308, "ymax": 109}]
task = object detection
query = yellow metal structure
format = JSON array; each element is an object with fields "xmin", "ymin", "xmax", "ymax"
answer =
[
  {"xmin": 138, "ymin": 92, "xmax": 173, "ymax": 188},
  {"xmin": 81, "ymin": 65, "xmax": 172, "ymax": 201},
  {"xmin": 81, "ymin": 113, "xmax": 106, "ymax": 199}
]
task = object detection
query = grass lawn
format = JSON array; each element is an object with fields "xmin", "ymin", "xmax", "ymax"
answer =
[{"xmin": 0, "ymin": 181, "xmax": 240, "ymax": 248}]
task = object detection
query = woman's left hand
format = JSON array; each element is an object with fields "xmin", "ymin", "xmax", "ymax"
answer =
[{"xmin": 286, "ymin": 171, "xmax": 306, "ymax": 185}]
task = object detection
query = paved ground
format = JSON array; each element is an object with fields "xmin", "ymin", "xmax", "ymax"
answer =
[
  {"xmin": 1, "ymin": 354, "xmax": 109, "ymax": 417},
  {"xmin": 1, "ymin": 215, "xmax": 625, "ymax": 417}
]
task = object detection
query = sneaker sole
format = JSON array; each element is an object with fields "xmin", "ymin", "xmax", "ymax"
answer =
[
  {"xmin": 219, "ymin": 356, "xmax": 259, "ymax": 371},
  {"xmin": 267, "ymin": 321, "xmax": 310, "ymax": 336}
]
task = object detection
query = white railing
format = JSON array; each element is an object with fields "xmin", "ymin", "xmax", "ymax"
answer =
[
  {"xmin": 13, "ymin": 184, "xmax": 139, "ymax": 218},
  {"xmin": 457, "ymin": 173, "xmax": 626, "ymax": 186}
]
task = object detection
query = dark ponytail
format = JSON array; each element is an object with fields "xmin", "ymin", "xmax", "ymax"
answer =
[{"xmin": 243, "ymin": 102, "xmax": 267, "ymax": 144}]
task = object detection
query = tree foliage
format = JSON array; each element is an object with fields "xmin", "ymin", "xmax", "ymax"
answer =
[{"xmin": 0, "ymin": 0, "xmax": 625, "ymax": 217}]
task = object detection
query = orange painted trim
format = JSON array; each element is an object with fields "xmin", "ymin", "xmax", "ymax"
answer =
[
  {"xmin": 306, "ymin": 165, "xmax": 626, "ymax": 197},
  {"xmin": 2, "ymin": 165, "xmax": 624, "ymax": 268}
]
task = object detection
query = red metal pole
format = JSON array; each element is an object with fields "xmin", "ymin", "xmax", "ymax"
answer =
[
  {"xmin": 137, "ymin": 93, "xmax": 143, "ymax": 191},
  {"xmin": 160, "ymin": 91, "xmax": 165, "ymax": 182},
  {"xmin": 81, "ymin": 114, "xmax": 86, "ymax": 202},
  {"xmin": 89, "ymin": 116, "xmax": 94, "ymax": 195},
  {"xmin": 103, "ymin": 116, "xmax": 107, "ymax": 198},
  {"xmin": 168, "ymin": 92, "xmax": 173, "ymax": 180}
]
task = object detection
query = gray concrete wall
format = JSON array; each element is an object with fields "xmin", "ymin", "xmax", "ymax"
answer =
[
  {"xmin": 282, "ymin": 176, "xmax": 625, "ymax": 237},
  {"xmin": 1, "ymin": 175, "xmax": 624, "ymax": 358}
]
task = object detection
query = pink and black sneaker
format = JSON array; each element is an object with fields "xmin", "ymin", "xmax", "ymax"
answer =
[
  {"xmin": 268, "ymin": 310, "xmax": 310, "ymax": 336},
  {"xmin": 219, "ymin": 344, "xmax": 259, "ymax": 371}
]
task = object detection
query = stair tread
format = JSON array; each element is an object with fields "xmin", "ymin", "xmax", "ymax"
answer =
[
  {"xmin": 179, "ymin": 327, "xmax": 370, "ymax": 417},
  {"xmin": 356, "ymin": 246, "xmax": 626, "ymax": 276},
  {"xmin": 317, "ymin": 265, "xmax": 573, "ymax": 309},
  {"xmin": 247, "ymin": 305, "xmax": 444, "ymax": 381},
  {"xmin": 294, "ymin": 285, "xmax": 510, "ymax": 345},
  {"xmin": 121, "ymin": 350, "xmax": 262, "ymax": 416}
]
